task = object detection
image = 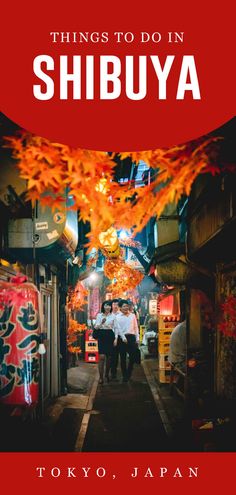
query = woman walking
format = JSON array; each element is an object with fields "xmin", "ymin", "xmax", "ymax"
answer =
[{"xmin": 93, "ymin": 301, "xmax": 118, "ymax": 384}]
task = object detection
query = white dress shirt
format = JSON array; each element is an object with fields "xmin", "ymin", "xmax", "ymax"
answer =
[
  {"xmin": 115, "ymin": 312, "xmax": 139, "ymax": 343},
  {"xmin": 94, "ymin": 313, "xmax": 119, "ymax": 337}
]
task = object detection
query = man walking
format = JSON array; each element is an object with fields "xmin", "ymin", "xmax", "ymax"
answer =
[
  {"xmin": 110, "ymin": 298, "xmax": 121, "ymax": 380},
  {"xmin": 115, "ymin": 299, "xmax": 139, "ymax": 382}
]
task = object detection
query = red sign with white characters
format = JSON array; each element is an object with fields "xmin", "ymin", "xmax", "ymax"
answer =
[
  {"xmin": 0, "ymin": 278, "xmax": 40, "ymax": 406},
  {"xmin": 90, "ymin": 287, "xmax": 101, "ymax": 320},
  {"xmin": 0, "ymin": 1, "xmax": 235, "ymax": 151}
]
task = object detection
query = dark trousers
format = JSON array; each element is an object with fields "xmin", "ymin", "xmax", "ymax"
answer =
[
  {"xmin": 117, "ymin": 334, "xmax": 136, "ymax": 378},
  {"xmin": 111, "ymin": 345, "xmax": 119, "ymax": 377}
]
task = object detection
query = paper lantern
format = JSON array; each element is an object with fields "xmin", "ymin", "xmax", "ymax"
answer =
[
  {"xmin": 98, "ymin": 226, "xmax": 120, "ymax": 258},
  {"xmin": 0, "ymin": 276, "xmax": 40, "ymax": 406}
]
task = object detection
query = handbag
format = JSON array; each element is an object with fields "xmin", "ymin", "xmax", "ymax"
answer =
[
  {"xmin": 133, "ymin": 346, "xmax": 141, "ymax": 365},
  {"xmin": 92, "ymin": 328, "xmax": 99, "ymax": 339}
]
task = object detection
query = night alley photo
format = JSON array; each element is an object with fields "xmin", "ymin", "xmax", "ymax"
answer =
[{"xmin": 0, "ymin": 112, "xmax": 236, "ymax": 453}]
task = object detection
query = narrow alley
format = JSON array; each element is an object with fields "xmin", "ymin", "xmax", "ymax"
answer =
[
  {"xmin": 1, "ymin": 112, "xmax": 236, "ymax": 455},
  {"xmin": 0, "ymin": 353, "xmax": 210, "ymax": 453}
]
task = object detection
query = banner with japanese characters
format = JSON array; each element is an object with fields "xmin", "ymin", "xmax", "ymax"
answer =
[{"xmin": 0, "ymin": 278, "xmax": 40, "ymax": 405}]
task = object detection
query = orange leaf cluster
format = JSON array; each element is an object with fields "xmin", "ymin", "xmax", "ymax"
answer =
[
  {"xmin": 5, "ymin": 132, "xmax": 222, "ymax": 251},
  {"xmin": 104, "ymin": 258, "xmax": 144, "ymax": 296},
  {"xmin": 67, "ymin": 318, "xmax": 88, "ymax": 353},
  {"xmin": 106, "ymin": 275, "xmax": 144, "ymax": 298},
  {"xmin": 67, "ymin": 282, "xmax": 88, "ymax": 311},
  {"xmin": 68, "ymin": 319, "xmax": 87, "ymax": 335},
  {"xmin": 67, "ymin": 345, "xmax": 82, "ymax": 354},
  {"xmin": 119, "ymin": 238, "xmax": 141, "ymax": 249}
]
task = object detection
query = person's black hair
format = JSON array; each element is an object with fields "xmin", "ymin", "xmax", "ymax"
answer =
[
  {"xmin": 112, "ymin": 298, "xmax": 120, "ymax": 304},
  {"xmin": 101, "ymin": 300, "xmax": 112, "ymax": 314},
  {"xmin": 118, "ymin": 299, "xmax": 129, "ymax": 308}
]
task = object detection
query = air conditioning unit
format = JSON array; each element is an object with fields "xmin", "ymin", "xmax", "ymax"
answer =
[{"xmin": 8, "ymin": 200, "xmax": 78, "ymax": 263}]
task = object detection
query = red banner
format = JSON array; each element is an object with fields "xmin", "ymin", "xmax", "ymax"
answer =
[
  {"xmin": 0, "ymin": 452, "xmax": 235, "ymax": 493},
  {"xmin": 0, "ymin": 0, "xmax": 235, "ymax": 150},
  {"xmin": 0, "ymin": 279, "xmax": 40, "ymax": 405},
  {"xmin": 90, "ymin": 288, "xmax": 101, "ymax": 320}
]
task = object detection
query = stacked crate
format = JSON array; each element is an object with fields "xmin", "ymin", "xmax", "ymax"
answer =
[
  {"xmin": 158, "ymin": 315, "xmax": 180, "ymax": 383},
  {"xmin": 85, "ymin": 329, "xmax": 99, "ymax": 363},
  {"xmin": 139, "ymin": 325, "xmax": 145, "ymax": 344}
]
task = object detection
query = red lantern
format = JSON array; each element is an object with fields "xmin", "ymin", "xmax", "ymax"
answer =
[{"xmin": 0, "ymin": 276, "xmax": 41, "ymax": 406}]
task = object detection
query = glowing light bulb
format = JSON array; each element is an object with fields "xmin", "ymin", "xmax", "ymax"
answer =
[
  {"xmin": 119, "ymin": 230, "xmax": 129, "ymax": 241},
  {"xmin": 89, "ymin": 272, "xmax": 97, "ymax": 282}
]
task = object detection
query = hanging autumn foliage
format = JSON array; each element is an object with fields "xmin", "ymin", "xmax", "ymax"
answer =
[
  {"xmin": 68, "ymin": 319, "xmax": 87, "ymax": 335},
  {"xmin": 67, "ymin": 281, "xmax": 88, "ymax": 312},
  {"xmin": 104, "ymin": 257, "xmax": 144, "ymax": 296},
  {"xmin": 67, "ymin": 319, "xmax": 88, "ymax": 354},
  {"xmin": 119, "ymin": 238, "xmax": 141, "ymax": 249},
  {"xmin": 5, "ymin": 131, "xmax": 233, "ymax": 254},
  {"xmin": 218, "ymin": 295, "xmax": 236, "ymax": 339}
]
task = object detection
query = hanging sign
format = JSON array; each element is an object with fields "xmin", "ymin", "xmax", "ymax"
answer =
[
  {"xmin": 90, "ymin": 287, "xmax": 101, "ymax": 319},
  {"xmin": 0, "ymin": 277, "xmax": 40, "ymax": 406},
  {"xmin": 149, "ymin": 299, "xmax": 157, "ymax": 315}
]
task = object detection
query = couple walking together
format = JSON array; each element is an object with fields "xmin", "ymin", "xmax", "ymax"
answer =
[{"xmin": 93, "ymin": 299, "xmax": 140, "ymax": 384}]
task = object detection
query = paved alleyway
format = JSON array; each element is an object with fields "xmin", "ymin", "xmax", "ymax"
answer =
[
  {"xmin": 0, "ymin": 357, "xmax": 190, "ymax": 452},
  {"xmin": 82, "ymin": 363, "xmax": 170, "ymax": 452},
  {"xmin": 0, "ymin": 362, "xmax": 97, "ymax": 452}
]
